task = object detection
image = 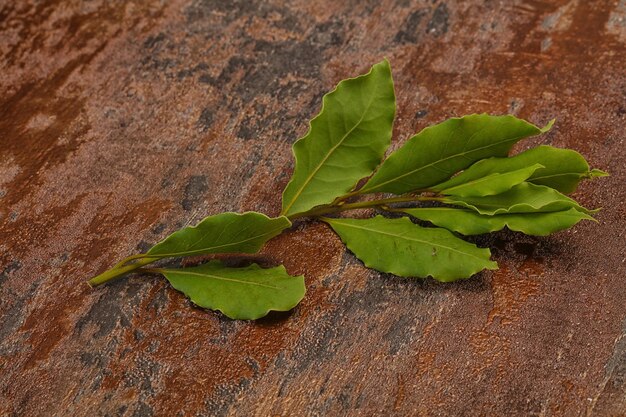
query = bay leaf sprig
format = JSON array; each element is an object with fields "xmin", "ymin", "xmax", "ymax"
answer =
[{"xmin": 88, "ymin": 59, "xmax": 607, "ymax": 320}]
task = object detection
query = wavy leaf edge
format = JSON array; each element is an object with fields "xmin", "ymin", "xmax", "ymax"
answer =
[{"xmin": 281, "ymin": 59, "xmax": 395, "ymax": 217}]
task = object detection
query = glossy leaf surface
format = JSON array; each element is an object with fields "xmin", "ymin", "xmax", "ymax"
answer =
[
  {"xmin": 435, "ymin": 164, "xmax": 544, "ymax": 197},
  {"xmin": 146, "ymin": 212, "xmax": 290, "ymax": 258},
  {"xmin": 433, "ymin": 145, "xmax": 605, "ymax": 194},
  {"xmin": 281, "ymin": 60, "xmax": 396, "ymax": 217},
  {"xmin": 161, "ymin": 261, "xmax": 306, "ymax": 320},
  {"xmin": 360, "ymin": 114, "xmax": 552, "ymax": 195},
  {"xmin": 440, "ymin": 182, "xmax": 592, "ymax": 215},
  {"xmin": 401, "ymin": 207, "xmax": 594, "ymax": 236},
  {"xmin": 324, "ymin": 216, "xmax": 497, "ymax": 282}
]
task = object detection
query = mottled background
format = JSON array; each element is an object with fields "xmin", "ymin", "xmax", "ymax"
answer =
[{"xmin": 1, "ymin": 0, "xmax": 625, "ymax": 416}]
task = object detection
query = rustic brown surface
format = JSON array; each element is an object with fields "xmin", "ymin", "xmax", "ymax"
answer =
[{"xmin": 1, "ymin": 0, "xmax": 625, "ymax": 415}]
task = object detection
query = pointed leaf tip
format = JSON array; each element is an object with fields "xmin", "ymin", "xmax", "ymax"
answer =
[
  {"xmin": 541, "ymin": 118, "xmax": 556, "ymax": 133},
  {"xmin": 589, "ymin": 169, "xmax": 609, "ymax": 178}
]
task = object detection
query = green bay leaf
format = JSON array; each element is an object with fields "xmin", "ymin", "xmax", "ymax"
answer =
[
  {"xmin": 433, "ymin": 145, "xmax": 603, "ymax": 195},
  {"xmin": 161, "ymin": 261, "xmax": 306, "ymax": 320},
  {"xmin": 435, "ymin": 163, "xmax": 544, "ymax": 197},
  {"xmin": 440, "ymin": 182, "xmax": 593, "ymax": 215},
  {"xmin": 146, "ymin": 212, "xmax": 290, "ymax": 259},
  {"xmin": 400, "ymin": 207, "xmax": 594, "ymax": 236},
  {"xmin": 324, "ymin": 215, "xmax": 497, "ymax": 282},
  {"xmin": 281, "ymin": 59, "xmax": 396, "ymax": 217},
  {"xmin": 360, "ymin": 114, "xmax": 552, "ymax": 195}
]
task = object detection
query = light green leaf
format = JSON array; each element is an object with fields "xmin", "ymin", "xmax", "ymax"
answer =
[
  {"xmin": 440, "ymin": 182, "xmax": 593, "ymax": 215},
  {"xmin": 400, "ymin": 207, "xmax": 594, "ymax": 236},
  {"xmin": 281, "ymin": 59, "xmax": 396, "ymax": 217},
  {"xmin": 359, "ymin": 114, "xmax": 553, "ymax": 195},
  {"xmin": 146, "ymin": 212, "xmax": 290, "ymax": 259},
  {"xmin": 432, "ymin": 145, "xmax": 603, "ymax": 194},
  {"xmin": 161, "ymin": 261, "xmax": 306, "ymax": 320},
  {"xmin": 323, "ymin": 215, "xmax": 497, "ymax": 282},
  {"xmin": 435, "ymin": 164, "xmax": 544, "ymax": 197}
]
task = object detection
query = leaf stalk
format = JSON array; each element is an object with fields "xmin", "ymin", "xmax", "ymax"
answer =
[
  {"xmin": 88, "ymin": 257, "xmax": 158, "ymax": 287},
  {"xmin": 286, "ymin": 194, "xmax": 441, "ymax": 220}
]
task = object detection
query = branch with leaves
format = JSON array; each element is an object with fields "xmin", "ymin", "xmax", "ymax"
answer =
[{"xmin": 88, "ymin": 60, "xmax": 607, "ymax": 320}]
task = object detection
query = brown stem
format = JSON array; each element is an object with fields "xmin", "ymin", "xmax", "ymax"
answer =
[{"xmin": 286, "ymin": 194, "xmax": 441, "ymax": 220}]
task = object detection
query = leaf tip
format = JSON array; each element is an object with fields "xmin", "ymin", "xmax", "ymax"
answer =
[
  {"xmin": 589, "ymin": 168, "xmax": 609, "ymax": 178},
  {"xmin": 540, "ymin": 118, "xmax": 556, "ymax": 133},
  {"xmin": 530, "ymin": 163, "xmax": 546, "ymax": 171},
  {"xmin": 372, "ymin": 58, "xmax": 393, "ymax": 81}
]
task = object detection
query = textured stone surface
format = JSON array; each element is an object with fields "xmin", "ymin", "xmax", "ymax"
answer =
[{"xmin": 1, "ymin": 0, "xmax": 625, "ymax": 416}]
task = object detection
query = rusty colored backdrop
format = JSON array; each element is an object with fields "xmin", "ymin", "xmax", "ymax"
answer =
[{"xmin": 1, "ymin": 0, "xmax": 625, "ymax": 416}]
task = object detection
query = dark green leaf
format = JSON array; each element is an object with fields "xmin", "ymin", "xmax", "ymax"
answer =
[
  {"xmin": 435, "ymin": 164, "xmax": 544, "ymax": 197},
  {"xmin": 323, "ymin": 215, "xmax": 497, "ymax": 282},
  {"xmin": 440, "ymin": 182, "xmax": 593, "ymax": 215},
  {"xmin": 281, "ymin": 60, "xmax": 396, "ymax": 217},
  {"xmin": 146, "ymin": 212, "xmax": 290, "ymax": 259},
  {"xmin": 400, "ymin": 207, "xmax": 594, "ymax": 236},
  {"xmin": 161, "ymin": 261, "xmax": 306, "ymax": 320},
  {"xmin": 359, "ymin": 114, "xmax": 553, "ymax": 195},
  {"xmin": 433, "ymin": 145, "xmax": 605, "ymax": 194}
]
